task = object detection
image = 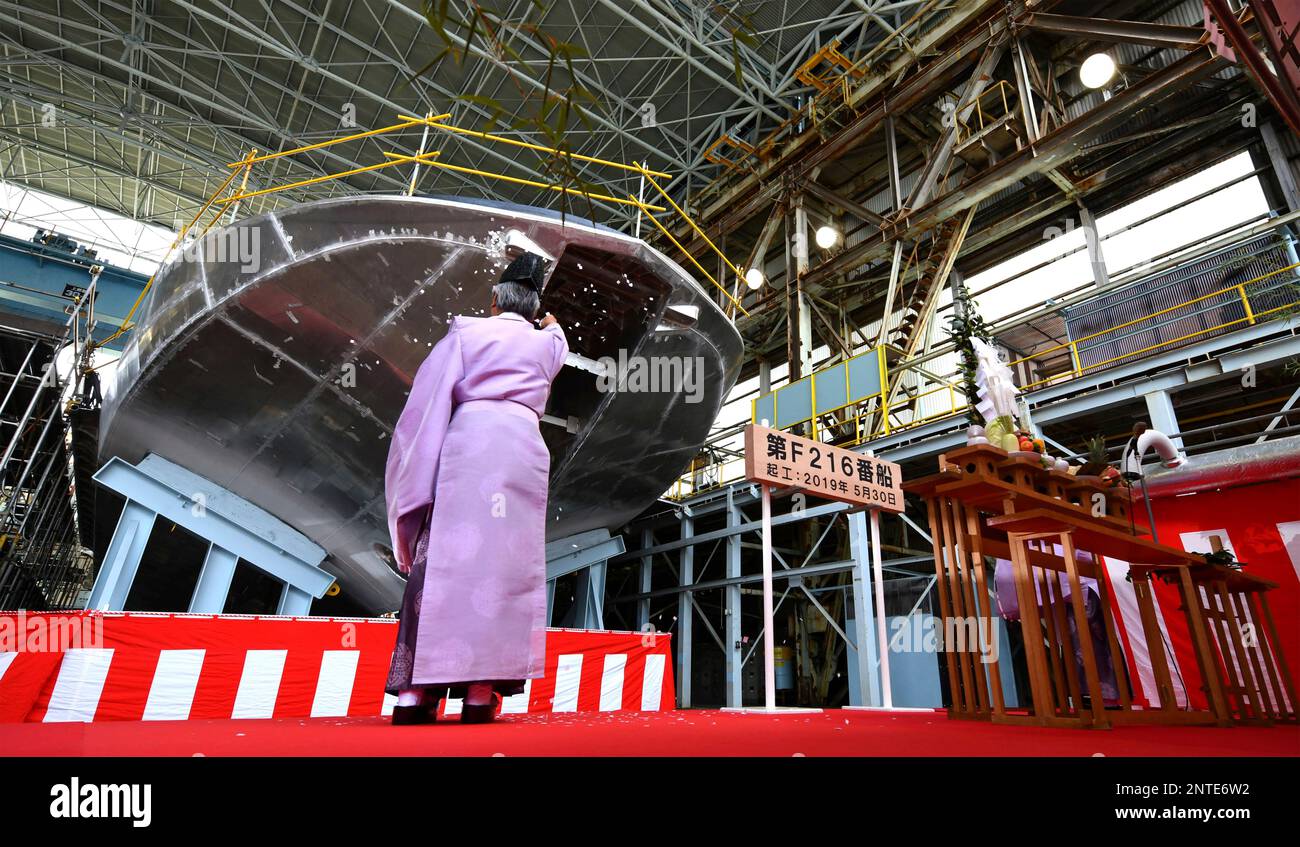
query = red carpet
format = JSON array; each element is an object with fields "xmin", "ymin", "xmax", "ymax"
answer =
[{"xmin": 1, "ymin": 709, "xmax": 1297, "ymax": 756}]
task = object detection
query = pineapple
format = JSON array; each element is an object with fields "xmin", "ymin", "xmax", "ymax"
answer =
[{"xmin": 1078, "ymin": 434, "xmax": 1109, "ymax": 477}]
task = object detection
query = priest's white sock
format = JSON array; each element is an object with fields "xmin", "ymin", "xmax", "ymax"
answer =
[
  {"xmin": 466, "ymin": 682, "xmax": 493, "ymax": 705},
  {"xmin": 397, "ymin": 688, "xmax": 423, "ymax": 707}
]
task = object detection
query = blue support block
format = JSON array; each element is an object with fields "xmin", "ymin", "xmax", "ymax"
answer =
[
  {"xmin": 87, "ymin": 500, "xmax": 156, "ymax": 612},
  {"xmin": 87, "ymin": 453, "xmax": 333, "ymax": 614},
  {"xmin": 189, "ymin": 545, "xmax": 239, "ymax": 613},
  {"xmin": 277, "ymin": 585, "xmax": 314, "ymax": 616}
]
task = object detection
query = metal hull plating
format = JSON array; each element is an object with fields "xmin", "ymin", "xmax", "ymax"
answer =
[{"xmin": 99, "ymin": 196, "xmax": 742, "ymax": 613}]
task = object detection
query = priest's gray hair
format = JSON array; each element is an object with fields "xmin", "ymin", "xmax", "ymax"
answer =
[{"xmin": 493, "ymin": 280, "xmax": 540, "ymax": 319}]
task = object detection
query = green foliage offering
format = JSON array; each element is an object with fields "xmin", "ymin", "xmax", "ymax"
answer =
[
  {"xmin": 946, "ymin": 276, "xmax": 993, "ymax": 425},
  {"xmin": 1078, "ymin": 433, "xmax": 1109, "ymax": 476},
  {"xmin": 416, "ymin": 1, "xmax": 600, "ymax": 221},
  {"xmin": 1199, "ymin": 548, "xmax": 1241, "ymax": 570},
  {"xmin": 707, "ymin": 3, "xmax": 760, "ymax": 86},
  {"xmin": 1086, "ymin": 434, "xmax": 1107, "ymax": 464}
]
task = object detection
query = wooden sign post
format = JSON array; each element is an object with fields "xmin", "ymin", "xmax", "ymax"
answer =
[{"xmin": 739, "ymin": 424, "xmax": 904, "ymax": 713}]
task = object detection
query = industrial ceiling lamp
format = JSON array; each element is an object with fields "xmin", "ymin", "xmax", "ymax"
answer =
[
  {"xmin": 744, "ymin": 267, "xmax": 765, "ymax": 290},
  {"xmin": 1080, "ymin": 52, "xmax": 1117, "ymax": 90},
  {"xmin": 814, "ymin": 224, "xmax": 840, "ymax": 249}
]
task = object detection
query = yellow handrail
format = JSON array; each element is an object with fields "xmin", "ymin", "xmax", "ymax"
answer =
[
  {"xmin": 1018, "ymin": 299, "xmax": 1299, "ymax": 392},
  {"xmin": 385, "ymin": 151, "xmax": 661, "ymax": 210},
  {"xmin": 98, "ymin": 155, "xmax": 251, "ymax": 346},
  {"xmin": 634, "ymin": 162, "xmax": 752, "ymax": 317},
  {"xmin": 399, "ymin": 113, "xmax": 671, "ymax": 179},
  {"xmin": 636, "ymin": 196, "xmax": 749, "ymax": 316},
  {"xmin": 227, "ymin": 115, "xmax": 451, "ymax": 167},
  {"xmin": 1004, "ymin": 261, "xmax": 1300, "ymax": 370},
  {"xmin": 94, "ymin": 111, "xmax": 702, "ymax": 349},
  {"xmin": 223, "ymin": 151, "xmax": 443, "ymax": 203}
]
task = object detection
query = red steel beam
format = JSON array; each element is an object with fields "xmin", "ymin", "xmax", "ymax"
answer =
[{"xmin": 1205, "ymin": 0, "xmax": 1300, "ymax": 136}]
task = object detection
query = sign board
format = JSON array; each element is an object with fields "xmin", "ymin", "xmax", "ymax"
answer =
[{"xmin": 743, "ymin": 424, "xmax": 904, "ymax": 512}]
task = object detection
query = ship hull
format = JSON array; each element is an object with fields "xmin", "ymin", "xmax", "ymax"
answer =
[{"xmin": 99, "ymin": 196, "xmax": 743, "ymax": 613}]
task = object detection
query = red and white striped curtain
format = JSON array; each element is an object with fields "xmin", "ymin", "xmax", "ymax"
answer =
[{"xmin": 0, "ymin": 612, "xmax": 674, "ymax": 723}]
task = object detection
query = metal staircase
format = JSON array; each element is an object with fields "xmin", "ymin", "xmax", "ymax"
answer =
[{"xmin": 889, "ymin": 208, "xmax": 976, "ymax": 358}]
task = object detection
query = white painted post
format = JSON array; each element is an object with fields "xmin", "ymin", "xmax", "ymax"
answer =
[
  {"xmin": 868, "ymin": 449, "xmax": 893, "ymax": 709},
  {"xmin": 407, "ymin": 111, "xmax": 434, "ymax": 196},
  {"xmin": 635, "ymin": 174, "xmax": 646, "ymax": 239},
  {"xmin": 761, "ymin": 482, "xmax": 777, "ymax": 711}
]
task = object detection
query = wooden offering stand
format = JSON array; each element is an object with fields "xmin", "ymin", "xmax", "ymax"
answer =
[{"xmin": 905, "ymin": 443, "xmax": 1296, "ymax": 729}]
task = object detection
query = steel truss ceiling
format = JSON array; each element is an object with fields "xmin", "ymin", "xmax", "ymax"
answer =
[{"xmin": 0, "ymin": 0, "xmax": 936, "ymax": 232}]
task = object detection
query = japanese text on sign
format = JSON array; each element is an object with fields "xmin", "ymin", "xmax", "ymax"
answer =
[{"xmin": 743, "ymin": 424, "xmax": 904, "ymax": 511}]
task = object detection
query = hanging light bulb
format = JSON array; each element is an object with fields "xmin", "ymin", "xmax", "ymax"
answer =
[
  {"xmin": 744, "ymin": 267, "xmax": 765, "ymax": 289},
  {"xmin": 815, "ymin": 225, "xmax": 840, "ymax": 249},
  {"xmin": 1080, "ymin": 53, "xmax": 1116, "ymax": 90}
]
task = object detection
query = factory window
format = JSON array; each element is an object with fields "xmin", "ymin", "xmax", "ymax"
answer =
[
  {"xmin": 222, "ymin": 560, "xmax": 284, "ymax": 615},
  {"xmin": 0, "ymin": 179, "xmax": 173, "ymax": 274},
  {"xmin": 961, "ymin": 152, "xmax": 1272, "ymax": 326},
  {"xmin": 121, "ymin": 520, "xmax": 208, "ymax": 613}
]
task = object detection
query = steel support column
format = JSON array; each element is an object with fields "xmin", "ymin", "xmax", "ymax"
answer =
[
  {"xmin": 794, "ymin": 193, "xmax": 815, "ymax": 377},
  {"xmin": 1261, "ymin": 122, "xmax": 1300, "ymax": 216},
  {"xmin": 676, "ymin": 511, "xmax": 694, "ymax": 708},
  {"xmin": 1078, "ymin": 202, "xmax": 1111, "ymax": 288},
  {"xmin": 725, "ymin": 488, "xmax": 744, "ymax": 707},
  {"xmin": 1144, "ymin": 388, "xmax": 1184, "ymax": 450},
  {"xmin": 846, "ymin": 510, "xmax": 882, "ymax": 707},
  {"xmin": 637, "ymin": 528, "xmax": 653, "ymax": 629}
]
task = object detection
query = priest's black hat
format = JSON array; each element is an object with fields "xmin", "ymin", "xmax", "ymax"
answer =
[{"xmin": 499, "ymin": 251, "xmax": 549, "ymax": 292}]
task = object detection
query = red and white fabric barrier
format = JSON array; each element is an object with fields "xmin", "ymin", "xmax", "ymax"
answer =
[
  {"xmin": 1104, "ymin": 476, "xmax": 1300, "ymax": 711},
  {"xmin": 0, "ymin": 612, "xmax": 674, "ymax": 723}
]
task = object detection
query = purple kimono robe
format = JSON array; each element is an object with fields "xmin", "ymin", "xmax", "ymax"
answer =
[
  {"xmin": 384, "ymin": 312, "xmax": 568, "ymax": 695},
  {"xmin": 993, "ymin": 548, "xmax": 1121, "ymax": 704}
]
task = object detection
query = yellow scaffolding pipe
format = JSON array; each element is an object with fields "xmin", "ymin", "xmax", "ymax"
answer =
[
  {"xmin": 635, "ymin": 162, "xmax": 748, "ymax": 283},
  {"xmin": 383, "ymin": 151, "xmax": 663, "ymax": 211},
  {"xmin": 398, "ymin": 113, "xmax": 671, "ymax": 179},
  {"xmin": 635, "ymin": 194, "xmax": 749, "ymax": 317},
  {"xmin": 99, "ymin": 153, "xmax": 251, "ymax": 347},
  {"xmin": 221, "ymin": 151, "xmax": 449, "ymax": 203},
  {"xmin": 227, "ymin": 115, "xmax": 452, "ymax": 167}
]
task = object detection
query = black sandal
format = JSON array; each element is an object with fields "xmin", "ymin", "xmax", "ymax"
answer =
[
  {"xmin": 460, "ymin": 693, "xmax": 500, "ymax": 724},
  {"xmin": 391, "ymin": 690, "xmax": 444, "ymax": 725},
  {"xmin": 392, "ymin": 704, "xmax": 430, "ymax": 725}
]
